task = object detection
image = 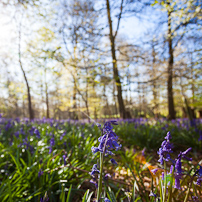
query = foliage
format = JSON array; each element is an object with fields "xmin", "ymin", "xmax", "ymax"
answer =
[{"xmin": 0, "ymin": 117, "xmax": 202, "ymax": 201}]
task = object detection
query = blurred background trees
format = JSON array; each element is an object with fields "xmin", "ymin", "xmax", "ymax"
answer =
[{"xmin": 0, "ymin": 0, "xmax": 201, "ymax": 119}]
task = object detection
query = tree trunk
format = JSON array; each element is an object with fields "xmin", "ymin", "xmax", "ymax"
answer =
[
  {"xmin": 18, "ymin": 24, "xmax": 34, "ymax": 120},
  {"xmin": 190, "ymin": 52, "xmax": 195, "ymax": 105},
  {"xmin": 44, "ymin": 69, "xmax": 50, "ymax": 118},
  {"xmin": 106, "ymin": 0, "xmax": 126, "ymax": 119},
  {"xmin": 113, "ymin": 81, "xmax": 118, "ymax": 118},
  {"xmin": 45, "ymin": 82, "xmax": 50, "ymax": 118},
  {"xmin": 167, "ymin": 7, "xmax": 175, "ymax": 120},
  {"xmin": 151, "ymin": 41, "xmax": 158, "ymax": 118},
  {"xmin": 73, "ymin": 81, "xmax": 78, "ymax": 120}
]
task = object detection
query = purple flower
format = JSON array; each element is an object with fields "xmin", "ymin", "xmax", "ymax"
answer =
[
  {"xmin": 14, "ymin": 131, "xmax": 19, "ymax": 138},
  {"xmin": 89, "ymin": 164, "xmax": 100, "ymax": 177},
  {"xmin": 29, "ymin": 126, "xmax": 36, "ymax": 136},
  {"xmin": 49, "ymin": 147, "xmax": 53, "ymax": 154},
  {"xmin": 181, "ymin": 148, "xmax": 192, "ymax": 161},
  {"xmin": 174, "ymin": 173, "xmax": 182, "ymax": 189},
  {"xmin": 90, "ymin": 177, "xmax": 98, "ymax": 188},
  {"xmin": 195, "ymin": 165, "xmax": 202, "ymax": 186},
  {"xmin": 175, "ymin": 154, "xmax": 182, "ymax": 173},
  {"xmin": 104, "ymin": 173, "xmax": 111, "ymax": 180},
  {"xmin": 174, "ymin": 148, "xmax": 192, "ymax": 189},
  {"xmin": 60, "ymin": 132, "xmax": 66, "ymax": 140},
  {"xmin": 196, "ymin": 177, "xmax": 202, "ymax": 186},
  {"xmin": 149, "ymin": 192, "xmax": 157, "ymax": 197},
  {"xmin": 110, "ymin": 158, "xmax": 117, "ymax": 165},
  {"xmin": 169, "ymin": 165, "xmax": 174, "ymax": 174},
  {"xmin": 141, "ymin": 148, "xmax": 146, "ymax": 156},
  {"xmin": 40, "ymin": 196, "xmax": 49, "ymax": 202},
  {"xmin": 48, "ymin": 135, "xmax": 55, "ymax": 154},
  {"xmin": 151, "ymin": 168, "xmax": 158, "ymax": 175},
  {"xmin": 197, "ymin": 165, "xmax": 202, "ymax": 177},
  {"xmin": 38, "ymin": 169, "xmax": 43, "ymax": 178},
  {"xmin": 104, "ymin": 198, "xmax": 111, "ymax": 202},
  {"xmin": 34, "ymin": 129, "xmax": 40, "ymax": 139},
  {"xmin": 63, "ymin": 154, "xmax": 67, "ymax": 166},
  {"xmin": 192, "ymin": 196, "xmax": 199, "ymax": 202},
  {"xmin": 50, "ymin": 137, "xmax": 55, "ymax": 147},
  {"xmin": 157, "ymin": 132, "xmax": 173, "ymax": 165},
  {"xmin": 91, "ymin": 146, "xmax": 100, "ymax": 154},
  {"xmin": 5, "ymin": 121, "xmax": 12, "ymax": 131},
  {"xmin": 91, "ymin": 121, "xmax": 121, "ymax": 156},
  {"xmin": 198, "ymin": 131, "xmax": 202, "ymax": 141}
]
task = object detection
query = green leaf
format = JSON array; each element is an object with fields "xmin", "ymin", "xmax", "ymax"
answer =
[
  {"xmin": 106, "ymin": 186, "xmax": 116, "ymax": 202},
  {"xmin": 66, "ymin": 184, "xmax": 72, "ymax": 202}
]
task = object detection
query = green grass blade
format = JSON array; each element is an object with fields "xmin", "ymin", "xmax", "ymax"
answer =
[{"xmin": 66, "ymin": 184, "xmax": 72, "ymax": 202}]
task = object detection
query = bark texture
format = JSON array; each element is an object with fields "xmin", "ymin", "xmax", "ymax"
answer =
[
  {"xmin": 106, "ymin": 0, "xmax": 126, "ymax": 118},
  {"xmin": 167, "ymin": 7, "xmax": 176, "ymax": 120}
]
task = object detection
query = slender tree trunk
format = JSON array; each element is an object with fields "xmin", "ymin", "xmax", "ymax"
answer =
[
  {"xmin": 151, "ymin": 42, "xmax": 158, "ymax": 118},
  {"xmin": 45, "ymin": 82, "xmax": 50, "ymax": 118},
  {"xmin": 167, "ymin": 7, "xmax": 175, "ymax": 120},
  {"xmin": 137, "ymin": 81, "xmax": 141, "ymax": 117},
  {"xmin": 113, "ymin": 81, "xmax": 118, "ymax": 118},
  {"xmin": 73, "ymin": 81, "xmax": 78, "ymax": 120},
  {"xmin": 85, "ymin": 67, "xmax": 90, "ymax": 120},
  {"xmin": 44, "ymin": 69, "xmax": 50, "ymax": 118},
  {"xmin": 190, "ymin": 52, "xmax": 195, "ymax": 105},
  {"xmin": 106, "ymin": 0, "xmax": 126, "ymax": 119},
  {"xmin": 18, "ymin": 26, "xmax": 34, "ymax": 120}
]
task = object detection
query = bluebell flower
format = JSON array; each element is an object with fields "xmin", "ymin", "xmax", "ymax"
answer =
[
  {"xmin": 14, "ymin": 131, "xmax": 19, "ymax": 138},
  {"xmin": 90, "ymin": 121, "xmax": 120, "ymax": 199},
  {"xmin": 48, "ymin": 136, "xmax": 54, "ymax": 154},
  {"xmin": 29, "ymin": 126, "xmax": 36, "ymax": 136},
  {"xmin": 197, "ymin": 165, "xmax": 202, "ymax": 176},
  {"xmin": 195, "ymin": 165, "xmax": 202, "ymax": 186},
  {"xmin": 150, "ymin": 168, "xmax": 158, "ymax": 175},
  {"xmin": 104, "ymin": 173, "xmax": 111, "ymax": 180},
  {"xmin": 89, "ymin": 164, "xmax": 100, "ymax": 177},
  {"xmin": 63, "ymin": 154, "xmax": 67, "ymax": 166},
  {"xmin": 175, "ymin": 154, "xmax": 182, "ymax": 174},
  {"xmin": 181, "ymin": 148, "xmax": 192, "ymax": 161},
  {"xmin": 5, "ymin": 121, "xmax": 12, "ymax": 131},
  {"xmin": 38, "ymin": 169, "xmax": 43, "ymax": 178},
  {"xmin": 157, "ymin": 132, "xmax": 173, "ymax": 165},
  {"xmin": 174, "ymin": 173, "xmax": 182, "ymax": 189},
  {"xmin": 60, "ymin": 132, "xmax": 66, "ymax": 140},
  {"xmin": 198, "ymin": 130, "xmax": 202, "ymax": 141},
  {"xmin": 110, "ymin": 158, "xmax": 117, "ymax": 165},
  {"xmin": 90, "ymin": 177, "xmax": 98, "ymax": 188},
  {"xmin": 19, "ymin": 138, "xmax": 34, "ymax": 154},
  {"xmin": 50, "ymin": 137, "xmax": 55, "ymax": 147},
  {"xmin": 34, "ymin": 129, "xmax": 40, "ymax": 139},
  {"xmin": 49, "ymin": 147, "xmax": 53, "ymax": 154},
  {"xmin": 91, "ymin": 121, "xmax": 121, "ymax": 157},
  {"xmin": 192, "ymin": 196, "xmax": 199, "ymax": 202},
  {"xmin": 174, "ymin": 148, "xmax": 192, "ymax": 189},
  {"xmin": 149, "ymin": 192, "xmax": 157, "ymax": 197},
  {"xmin": 196, "ymin": 177, "xmax": 202, "ymax": 186},
  {"xmin": 20, "ymin": 127, "xmax": 25, "ymax": 135},
  {"xmin": 40, "ymin": 195, "xmax": 49, "ymax": 202},
  {"xmin": 91, "ymin": 146, "xmax": 100, "ymax": 154},
  {"xmin": 104, "ymin": 198, "xmax": 111, "ymax": 202}
]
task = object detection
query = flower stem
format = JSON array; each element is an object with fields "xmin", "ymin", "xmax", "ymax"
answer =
[
  {"xmin": 184, "ymin": 178, "xmax": 193, "ymax": 202},
  {"xmin": 167, "ymin": 167, "xmax": 174, "ymax": 202},
  {"xmin": 159, "ymin": 177, "xmax": 163, "ymax": 202},
  {"xmin": 163, "ymin": 161, "xmax": 167, "ymax": 202},
  {"xmin": 97, "ymin": 152, "xmax": 104, "ymax": 201},
  {"xmin": 96, "ymin": 133, "xmax": 109, "ymax": 201}
]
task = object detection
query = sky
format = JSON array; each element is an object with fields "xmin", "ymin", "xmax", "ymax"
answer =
[{"xmin": 0, "ymin": 1, "xmax": 161, "ymax": 106}]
